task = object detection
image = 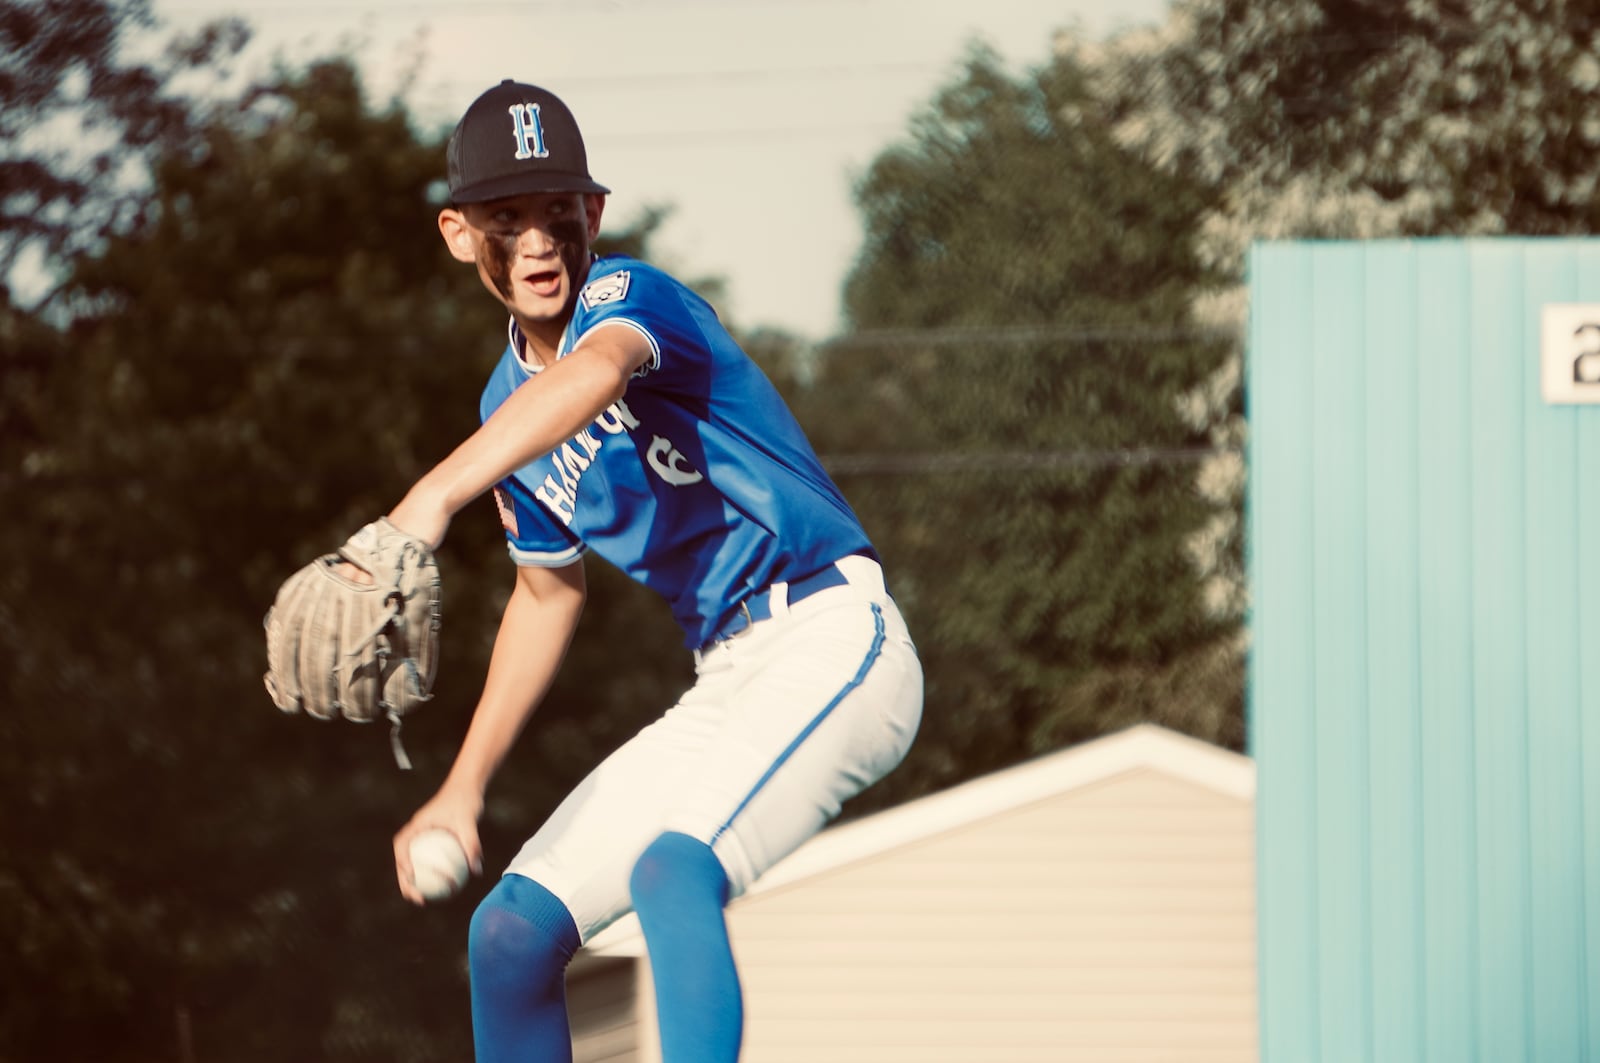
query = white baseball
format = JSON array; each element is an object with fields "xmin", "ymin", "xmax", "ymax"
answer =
[{"xmin": 408, "ymin": 828, "xmax": 469, "ymax": 902}]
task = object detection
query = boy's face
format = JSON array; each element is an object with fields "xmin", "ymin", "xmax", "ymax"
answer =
[{"xmin": 438, "ymin": 191, "xmax": 606, "ymax": 326}]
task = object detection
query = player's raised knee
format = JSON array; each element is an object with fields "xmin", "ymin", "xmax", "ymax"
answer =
[{"xmin": 629, "ymin": 832, "xmax": 729, "ymax": 910}]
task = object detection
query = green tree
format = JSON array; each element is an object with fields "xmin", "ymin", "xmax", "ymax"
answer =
[
  {"xmin": 804, "ymin": 46, "xmax": 1242, "ymax": 809},
  {"xmin": 2, "ymin": 52, "xmax": 697, "ymax": 1059},
  {"xmin": 0, "ymin": 0, "xmax": 249, "ymax": 309},
  {"xmin": 1064, "ymin": 0, "xmax": 1600, "ymax": 690},
  {"xmin": 1090, "ymin": 0, "xmax": 1600, "ymax": 269}
]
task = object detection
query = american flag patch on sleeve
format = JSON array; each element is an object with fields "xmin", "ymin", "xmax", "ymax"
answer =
[{"xmin": 493, "ymin": 485, "xmax": 519, "ymax": 537}]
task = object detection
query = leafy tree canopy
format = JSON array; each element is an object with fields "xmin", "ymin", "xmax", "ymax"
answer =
[
  {"xmin": 3, "ymin": 51, "xmax": 691, "ymax": 1061},
  {"xmin": 803, "ymin": 46, "xmax": 1243, "ymax": 806},
  {"xmin": 1088, "ymin": 0, "xmax": 1600, "ymax": 272},
  {"xmin": 0, "ymin": 0, "xmax": 249, "ymax": 311}
]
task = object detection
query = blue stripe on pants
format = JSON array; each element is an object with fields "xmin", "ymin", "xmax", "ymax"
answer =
[{"xmin": 711, "ymin": 603, "xmax": 886, "ymax": 844}]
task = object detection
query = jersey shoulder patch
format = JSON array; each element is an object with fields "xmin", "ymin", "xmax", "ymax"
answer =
[{"xmin": 580, "ymin": 269, "xmax": 632, "ymax": 310}]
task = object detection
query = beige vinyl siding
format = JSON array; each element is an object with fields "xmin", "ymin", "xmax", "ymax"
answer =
[
  {"xmin": 724, "ymin": 767, "xmax": 1257, "ymax": 1063},
  {"xmin": 569, "ymin": 955, "xmax": 643, "ymax": 1063}
]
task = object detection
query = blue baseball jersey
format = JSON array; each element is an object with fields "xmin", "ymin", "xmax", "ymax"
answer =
[{"xmin": 482, "ymin": 255, "xmax": 875, "ymax": 648}]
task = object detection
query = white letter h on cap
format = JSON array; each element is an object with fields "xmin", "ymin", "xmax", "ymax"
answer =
[{"xmin": 508, "ymin": 103, "xmax": 549, "ymax": 160}]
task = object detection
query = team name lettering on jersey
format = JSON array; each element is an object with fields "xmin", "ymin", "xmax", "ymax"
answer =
[{"xmin": 532, "ymin": 397, "xmax": 704, "ymax": 525}]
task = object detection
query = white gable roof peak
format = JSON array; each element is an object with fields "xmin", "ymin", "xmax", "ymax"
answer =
[{"xmin": 583, "ymin": 723, "xmax": 1253, "ymax": 958}]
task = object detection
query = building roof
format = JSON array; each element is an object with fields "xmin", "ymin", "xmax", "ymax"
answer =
[{"xmin": 583, "ymin": 723, "xmax": 1255, "ymax": 958}]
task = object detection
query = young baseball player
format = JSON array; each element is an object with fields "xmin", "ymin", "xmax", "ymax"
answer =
[{"xmin": 384, "ymin": 81, "xmax": 923, "ymax": 1062}]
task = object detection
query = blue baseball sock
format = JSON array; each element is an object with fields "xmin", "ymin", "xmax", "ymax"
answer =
[
  {"xmin": 629, "ymin": 831, "xmax": 743, "ymax": 1063},
  {"xmin": 467, "ymin": 873, "xmax": 582, "ymax": 1063}
]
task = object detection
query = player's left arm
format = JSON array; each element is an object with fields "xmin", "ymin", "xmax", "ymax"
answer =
[{"xmin": 388, "ymin": 323, "xmax": 652, "ymax": 546}]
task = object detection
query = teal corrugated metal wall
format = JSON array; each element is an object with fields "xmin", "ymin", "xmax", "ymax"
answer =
[{"xmin": 1248, "ymin": 239, "xmax": 1600, "ymax": 1063}]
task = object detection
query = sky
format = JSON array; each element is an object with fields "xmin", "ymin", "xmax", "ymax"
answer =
[{"xmin": 153, "ymin": 0, "xmax": 1170, "ymax": 339}]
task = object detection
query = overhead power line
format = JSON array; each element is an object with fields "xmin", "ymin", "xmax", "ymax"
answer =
[
  {"xmin": 442, "ymin": 62, "xmax": 946, "ymax": 92},
  {"xmin": 820, "ymin": 324, "xmax": 1242, "ymax": 352},
  {"xmin": 3, "ymin": 447, "xmax": 1243, "ymax": 491},
  {"xmin": 822, "ymin": 446, "xmax": 1237, "ymax": 476},
  {"xmin": 159, "ymin": 0, "xmax": 1103, "ymax": 18},
  {"xmin": 1, "ymin": 322, "xmax": 1244, "ymax": 366},
  {"xmin": 600, "ymin": 122, "xmax": 902, "ymax": 148}
]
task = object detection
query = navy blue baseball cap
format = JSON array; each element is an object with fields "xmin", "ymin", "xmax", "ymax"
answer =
[{"xmin": 446, "ymin": 80, "xmax": 611, "ymax": 203}]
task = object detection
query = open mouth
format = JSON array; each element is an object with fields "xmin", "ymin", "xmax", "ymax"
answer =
[{"xmin": 522, "ymin": 269, "xmax": 562, "ymax": 296}]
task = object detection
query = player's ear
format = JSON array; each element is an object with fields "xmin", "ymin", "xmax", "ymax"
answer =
[
  {"xmin": 583, "ymin": 194, "xmax": 606, "ymax": 242},
  {"xmin": 438, "ymin": 208, "xmax": 477, "ymax": 263}
]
